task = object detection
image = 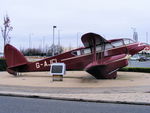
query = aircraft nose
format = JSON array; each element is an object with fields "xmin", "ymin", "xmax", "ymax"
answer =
[{"xmin": 129, "ymin": 43, "xmax": 147, "ymax": 55}]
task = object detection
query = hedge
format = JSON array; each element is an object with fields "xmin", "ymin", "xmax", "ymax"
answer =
[
  {"xmin": 0, "ymin": 58, "xmax": 7, "ymax": 71},
  {"xmin": 119, "ymin": 67, "xmax": 150, "ymax": 73}
]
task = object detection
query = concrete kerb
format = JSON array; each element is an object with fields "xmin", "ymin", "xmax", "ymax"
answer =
[{"xmin": 0, "ymin": 91, "xmax": 150, "ymax": 106}]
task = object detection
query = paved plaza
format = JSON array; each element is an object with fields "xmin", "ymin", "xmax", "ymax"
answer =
[{"xmin": 0, "ymin": 71, "xmax": 150, "ymax": 104}]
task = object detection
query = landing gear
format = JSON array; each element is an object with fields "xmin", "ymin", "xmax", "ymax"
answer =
[
  {"xmin": 86, "ymin": 66, "xmax": 118, "ymax": 79},
  {"xmin": 95, "ymin": 71, "xmax": 117, "ymax": 79}
]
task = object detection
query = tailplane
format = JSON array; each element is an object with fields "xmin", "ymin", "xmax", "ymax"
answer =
[{"xmin": 4, "ymin": 44, "xmax": 28, "ymax": 75}]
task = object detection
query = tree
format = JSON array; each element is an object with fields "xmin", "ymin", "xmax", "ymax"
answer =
[
  {"xmin": 47, "ymin": 44, "xmax": 64, "ymax": 56},
  {"xmin": 20, "ymin": 48, "xmax": 42, "ymax": 56},
  {"xmin": 1, "ymin": 15, "xmax": 13, "ymax": 47}
]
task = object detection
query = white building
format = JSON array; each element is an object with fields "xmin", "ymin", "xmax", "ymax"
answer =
[{"xmin": 133, "ymin": 31, "xmax": 138, "ymax": 42}]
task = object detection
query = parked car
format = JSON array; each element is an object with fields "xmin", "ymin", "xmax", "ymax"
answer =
[
  {"xmin": 130, "ymin": 54, "xmax": 140, "ymax": 61},
  {"xmin": 139, "ymin": 56, "xmax": 149, "ymax": 61}
]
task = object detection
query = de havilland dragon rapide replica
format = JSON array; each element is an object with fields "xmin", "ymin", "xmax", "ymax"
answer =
[{"xmin": 4, "ymin": 32, "xmax": 150, "ymax": 79}]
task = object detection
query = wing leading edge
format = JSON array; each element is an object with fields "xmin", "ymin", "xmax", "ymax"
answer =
[{"xmin": 81, "ymin": 32, "xmax": 109, "ymax": 48}]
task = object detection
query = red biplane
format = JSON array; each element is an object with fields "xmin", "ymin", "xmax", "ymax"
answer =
[{"xmin": 4, "ymin": 32, "xmax": 149, "ymax": 79}]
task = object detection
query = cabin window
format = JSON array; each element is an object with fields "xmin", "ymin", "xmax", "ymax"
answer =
[
  {"xmin": 124, "ymin": 39, "xmax": 130, "ymax": 45},
  {"xmin": 77, "ymin": 50, "xmax": 81, "ymax": 55},
  {"xmin": 105, "ymin": 43, "xmax": 113, "ymax": 50},
  {"xmin": 83, "ymin": 48, "xmax": 91, "ymax": 54},
  {"xmin": 72, "ymin": 51, "xmax": 77, "ymax": 55},
  {"xmin": 111, "ymin": 40, "xmax": 123, "ymax": 47},
  {"xmin": 96, "ymin": 43, "xmax": 113, "ymax": 52},
  {"xmin": 72, "ymin": 50, "xmax": 81, "ymax": 56},
  {"xmin": 129, "ymin": 39, "xmax": 135, "ymax": 43},
  {"xmin": 96, "ymin": 45, "xmax": 102, "ymax": 51},
  {"xmin": 124, "ymin": 39, "xmax": 135, "ymax": 45}
]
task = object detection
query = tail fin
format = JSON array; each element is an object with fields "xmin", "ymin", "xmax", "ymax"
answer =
[{"xmin": 4, "ymin": 44, "xmax": 28, "ymax": 75}]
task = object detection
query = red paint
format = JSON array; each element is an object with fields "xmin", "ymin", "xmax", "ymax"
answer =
[{"xmin": 4, "ymin": 32, "xmax": 150, "ymax": 79}]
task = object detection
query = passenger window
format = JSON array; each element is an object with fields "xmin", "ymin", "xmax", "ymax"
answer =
[
  {"xmin": 72, "ymin": 51, "xmax": 77, "ymax": 56},
  {"xmin": 124, "ymin": 39, "xmax": 130, "ymax": 45},
  {"xmin": 96, "ymin": 43, "xmax": 113, "ymax": 52},
  {"xmin": 124, "ymin": 39, "xmax": 135, "ymax": 45},
  {"xmin": 105, "ymin": 43, "xmax": 113, "ymax": 50},
  {"xmin": 72, "ymin": 50, "xmax": 81, "ymax": 56},
  {"xmin": 83, "ymin": 48, "xmax": 91, "ymax": 54},
  {"xmin": 111, "ymin": 40, "xmax": 123, "ymax": 47},
  {"xmin": 129, "ymin": 39, "xmax": 135, "ymax": 43},
  {"xmin": 96, "ymin": 45, "xmax": 102, "ymax": 51}
]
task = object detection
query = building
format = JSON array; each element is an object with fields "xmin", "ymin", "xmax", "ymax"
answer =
[{"xmin": 133, "ymin": 31, "xmax": 138, "ymax": 42}]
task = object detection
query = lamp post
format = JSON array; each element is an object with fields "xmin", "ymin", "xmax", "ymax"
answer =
[
  {"xmin": 58, "ymin": 30, "xmax": 60, "ymax": 46},
  {"xmin": 29, "ymin": 33, "xmax": 34, "ymax": 49},
  {"xmin": 57, "ymin": 30, "xmax": 61, "ymax": 54},
  {"xmin": 28, "ymin": 33, "xmax": 33, "ymax": 56},
  {"xmin": 42, "ymin": 36, "xmax": 45, "ymax": 55},
  {"xmin": 146, "ymin": 32, "xmax": 148, "ymax": 44},
  {"xmin": 77, "ymin": 32, "xmax": 79, "ymax": 48},
  {"xmin": 52, "ymin": 26, "xmax": 56, "ymax": 56}
]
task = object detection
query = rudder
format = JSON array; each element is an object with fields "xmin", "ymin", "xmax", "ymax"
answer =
[{"xmin": 4, "ymin": 44, "xmax": 28, "ymax": 75}]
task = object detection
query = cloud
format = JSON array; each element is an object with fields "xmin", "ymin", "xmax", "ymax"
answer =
[{"xmin": 0, "ymin": 0, "xmax": 150, "ymax": 52}]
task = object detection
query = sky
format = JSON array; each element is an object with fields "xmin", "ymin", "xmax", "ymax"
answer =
[{"xmin": 0, "ymin": 0, "xmax": 150, "ymax": 52}]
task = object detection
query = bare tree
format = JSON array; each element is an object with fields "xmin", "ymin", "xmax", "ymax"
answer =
[{"xmin": 1, "ymin": 15, "xmax": 13, "ymax": 46}]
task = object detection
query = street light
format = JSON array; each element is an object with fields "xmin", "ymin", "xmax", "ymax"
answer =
[
  {"xmin": 77, "ymin": 32, "xmax": 79, "ymax": 48},
  {"xmin": 29, "ymin": 33, "xmax": 34, "ymax": 49},
  {"xmin": 146, "ymin": 32, "xmax": 148, "ymax": 44},
  {"xmin": 57, "ymin": 30, "xmax": 61, "ymax": 54},
  {"xmin": 58, "ymin": 30, "xmax": 60, "ymax": 46},
  {"xmin": 52, "ymin": 26, "xmax": 56, "ymax": 56}
]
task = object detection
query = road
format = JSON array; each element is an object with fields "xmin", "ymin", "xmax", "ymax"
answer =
[
  {"xmin": 0, "ymin": 96, "xmax": 150, "ymax": 113},
  {"xmin": 128, "ymin": 60, "xmax": 150, "ymax": 67}
]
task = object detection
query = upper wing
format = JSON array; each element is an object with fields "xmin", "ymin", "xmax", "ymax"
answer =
[{"xmin": 81, "ymin": 32, "xmax": 109, "ymax": 48}]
